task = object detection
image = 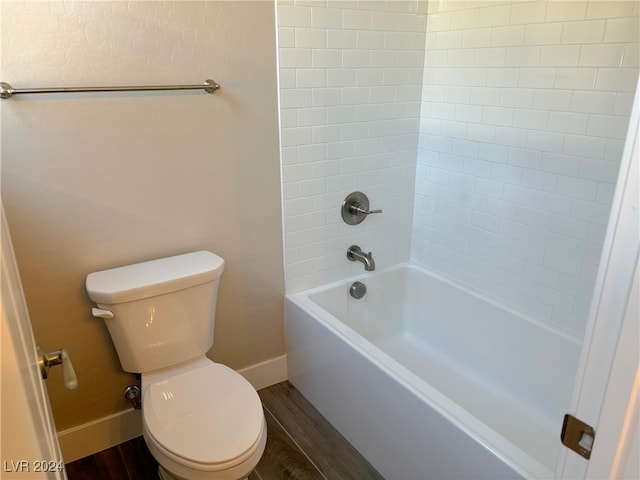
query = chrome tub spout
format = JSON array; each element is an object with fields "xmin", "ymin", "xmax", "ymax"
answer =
[{"xmin": 346, "ymin": 245, "xmax": 375, "ymax": 271}]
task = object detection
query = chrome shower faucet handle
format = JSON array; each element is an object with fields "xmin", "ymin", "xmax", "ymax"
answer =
[{"xmin": 341, "ymin": 191, "xmax": 382, "ymax": 225}]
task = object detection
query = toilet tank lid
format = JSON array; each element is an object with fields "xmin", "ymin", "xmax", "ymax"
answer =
[{"xmin": 85, "ymin": 251, "xmax": 225, "ymax": 304}]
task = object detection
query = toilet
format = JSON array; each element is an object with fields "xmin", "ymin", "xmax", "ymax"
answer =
[{"xmin": 85, "ymin": 251, "xmax": 267, "ymax": 480}]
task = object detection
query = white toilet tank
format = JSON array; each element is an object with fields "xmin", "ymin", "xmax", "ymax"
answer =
[{"xmin": 86, "ymin": 251, "xmax": 225, "ymax": 373}]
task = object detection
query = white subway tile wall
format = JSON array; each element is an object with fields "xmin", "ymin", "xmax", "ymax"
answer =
[
  {"xmin": 415, "ymin": 0, "xmax": 639, "ymax": 338},
  {"xmin": 278, "ymin": 0, "xmax": 638, "ymax": 339},
  {"xmin": 279, "ymin": 0, "xmax": 427, "ymax": 292}
]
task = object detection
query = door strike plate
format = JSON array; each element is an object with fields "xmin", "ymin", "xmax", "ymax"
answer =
[{"xmin": 561, "ymin": 414, "xmax": 595, "ymax": 460}]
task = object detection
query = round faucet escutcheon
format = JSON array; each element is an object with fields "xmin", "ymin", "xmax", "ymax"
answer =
[{"xmin": 341, "ymin": 192, "xmax": 382, "ymax": 225}]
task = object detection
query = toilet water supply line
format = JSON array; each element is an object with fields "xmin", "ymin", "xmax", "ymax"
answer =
[{"xmin": 124, "ymin": 385, "xmax": 142, "ymax": 409}]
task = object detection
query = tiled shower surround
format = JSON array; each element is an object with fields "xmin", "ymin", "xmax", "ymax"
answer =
[
  {"xmin": 279, "ymin": 0, "xmax": 427, "ymax": 291},
  {"xmin": 279, "ymin": 0, "xmax": 639, "ymax": 338},
  {"xmin": 414, "ymin": 0, "xmax": 639, "ymax": 337}
]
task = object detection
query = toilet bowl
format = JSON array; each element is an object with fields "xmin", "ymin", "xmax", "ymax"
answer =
[
  {"xmin": 142, "ymin": 358, "xmax": 266, "ymax": 480},
  {"xmin": 86, "ymin": 251, "xmax": 267, "ymax": 479}
]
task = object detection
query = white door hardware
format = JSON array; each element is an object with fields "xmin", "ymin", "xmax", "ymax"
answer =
[{"xmin": 36, "ymin": 345, "xmax": 78, "ymax": 390}]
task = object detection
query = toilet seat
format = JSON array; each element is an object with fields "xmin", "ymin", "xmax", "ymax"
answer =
[{"xmin": 142, "ymin": 358, "xmax": 265, "ymax": 471}]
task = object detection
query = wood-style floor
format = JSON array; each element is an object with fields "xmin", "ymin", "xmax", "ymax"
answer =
[{"xmin": 65, "ymin": 381, "xmax": 383, "ymax": 480}]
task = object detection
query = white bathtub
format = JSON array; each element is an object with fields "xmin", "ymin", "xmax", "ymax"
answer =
[{"xmin": 285, "ymin": 263, "xmax": 581, "ymax": 479}]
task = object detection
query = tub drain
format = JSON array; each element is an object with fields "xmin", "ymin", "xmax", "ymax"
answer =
[{"xmin": 349, "ymin": 281, "xmax": 367, "ymax": 299}]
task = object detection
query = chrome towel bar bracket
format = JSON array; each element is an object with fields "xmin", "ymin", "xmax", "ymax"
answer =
[{"xmin": 0, "ymin": 79, "xmax": 220, "ymax": 99}]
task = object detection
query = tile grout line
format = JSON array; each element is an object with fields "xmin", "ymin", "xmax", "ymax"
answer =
[
  {"xmin": 116, "ymin": 442, "xmax": 135, "ymax": 480},
  {"xmin": 261, "ymin": 403, "xmax": 329, "ymax": 480},
  {"xmin": 250, "ymin": 466, "xmax": 264, "ymax": 480}
]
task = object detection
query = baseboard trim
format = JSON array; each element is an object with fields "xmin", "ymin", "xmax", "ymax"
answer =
[
  {"xmin": 238, "ymin": 353, "xmax": 288, "ymax": 391},
  {"xmin": 57, "ymin": 354, "xmax": 288, "ymax": 463},
  {"xmin": 58, "ymin": 408, "xmax": 142, "ymax": 464}
]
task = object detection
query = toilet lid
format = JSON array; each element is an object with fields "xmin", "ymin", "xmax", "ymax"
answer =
[{"xmin": 143, "ymin": 362, "xmax": 263, "ymax": 466}]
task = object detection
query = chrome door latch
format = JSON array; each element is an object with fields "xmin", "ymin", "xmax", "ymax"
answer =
[
  {"xmin": 561, "ymin": 414, "xmax": 595, "ymax": 459},
  {"xmin": 36, "ymin": 345, "xmax": 78, "ymax": 390}
]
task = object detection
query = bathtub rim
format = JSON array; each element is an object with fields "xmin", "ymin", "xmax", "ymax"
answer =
[
  {"xmin": 286, "ymin": 261, "xmax": 579, "ymax": 479},
  {"xmin": 295, "ymin": 261, "xmax": 581, "ymax": 347}
]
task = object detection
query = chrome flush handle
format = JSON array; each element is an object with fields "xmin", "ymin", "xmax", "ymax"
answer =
[{"xmin": 36, "ymin": 345, "xmax": 78, "ymax": 390}]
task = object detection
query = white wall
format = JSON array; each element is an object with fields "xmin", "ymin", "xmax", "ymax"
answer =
[
  {"xmin": 278, "ymin": 0, "xmax": 427, "ymax": 292},
  {"xmin": 278, "ymin": 0, "xmax": 639, "ymax": 338},
  {"xmin": 413, "ymin": 0, "xmax": 639, "ymax": 338},
  {"xmin": 1, "ymin": 1, "xmax": 283, "ymax": 431}
]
